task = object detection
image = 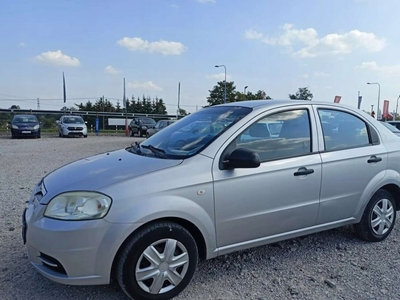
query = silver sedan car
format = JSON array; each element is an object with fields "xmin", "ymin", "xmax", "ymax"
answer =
[{"xmin": 23, "ymin": 100, "xmax": 400, "ymax": 300}]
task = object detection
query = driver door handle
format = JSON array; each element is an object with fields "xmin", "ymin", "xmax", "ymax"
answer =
[
  {"xmin": 294, "ymin": 167, "xmax": 314, "ymax": 176},
  {"xmin": 367, "ymin": 155, "xmax": 382, "ymax": 163}
]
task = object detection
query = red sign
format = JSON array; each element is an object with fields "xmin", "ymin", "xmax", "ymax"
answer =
[
  {"xmin": 383, "ymin": 100, "xmax": 390, "ymax": 118},
  {"xmin": 334, "ymin": 96, "xmax": 341, "ymax": 103}
]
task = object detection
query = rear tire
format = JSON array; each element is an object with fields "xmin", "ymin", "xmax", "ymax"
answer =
[
  {"xmin": 354, "ymin": 189, "xmax": 396, "ymax": 242},
  {"xmin": 117, "ymin": 222, "xmax": 198, "ymax": 300},
  {"xmin": 84, "ymin": 135, "xmax": 87, "ymax": 138}
]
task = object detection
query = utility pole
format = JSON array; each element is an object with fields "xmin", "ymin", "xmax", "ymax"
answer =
[
  {"xmin": 177, "ymin": 82, "xmax": 181, "ymax": 119},
  {"xmin": 102, "ymin": 95, "xmax": 105, "ymax": 130},
  {"xmin": 37, "ymin": 98, "xmax": 40, "ymax": 110}
]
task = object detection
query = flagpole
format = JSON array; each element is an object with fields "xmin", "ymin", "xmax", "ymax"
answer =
[{"xmin": 63, "ymin": 72, "xmax": 66, "ymax": 106}]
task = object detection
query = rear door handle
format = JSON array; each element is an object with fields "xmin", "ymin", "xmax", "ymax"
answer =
[
  {"xmin": 294, "ymin": 167, "xmax": 314, "ymax": 176},
  {"xmin": 367, "ymin": 155, "xmax": 382, "ymax": 163}
]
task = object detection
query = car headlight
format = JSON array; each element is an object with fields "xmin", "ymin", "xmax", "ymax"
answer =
[
  {"xmin": 44, "ymin": 192, "xmax": 112, "ymax": 220},
  {"xmin": 34, "ymin": 125, "xmax": 40, "ymax": 130},
  {"xmin": 12, "ymin": 124, "xmax": 18, "ymax": 129},
  {"xmin": 142, "ymin": 126, "xmax": 148, "ymax": 129}
]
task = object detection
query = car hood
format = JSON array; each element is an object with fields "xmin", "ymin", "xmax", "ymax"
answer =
[
  {"xmin": 63, "ymin": 123, "xmax": 86, "ymax": 126},
  {"xmin": 13, "ymin": 122, "xmax": 38, "ymax": 127},
  {"xmin": 41, "ymin": 149, "xmax": 182, "ymax": 204}
]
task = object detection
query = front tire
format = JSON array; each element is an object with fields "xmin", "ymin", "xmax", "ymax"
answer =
[
  {"xmin": 354, "ymin": 189, "xmax": 396, "ymax": 242},
  {"xmin": 117, "ymin": 222, "xmax": 198, "ymax": 300}
]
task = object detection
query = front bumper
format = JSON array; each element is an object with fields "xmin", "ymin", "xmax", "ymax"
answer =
[
  {"xmin": 23, "ymin": 198, "xmax": 139, "ymax": 285},
  {"xmin": 61, "ymin": 127, "xmax": 87, "ymax": 137},
  {"xmin": 11, "ymin": 128, "xmax": 40, "ymax": 137}
]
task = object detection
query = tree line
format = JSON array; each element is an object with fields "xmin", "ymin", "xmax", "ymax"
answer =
[
  {"xmin": 0, "ymin": 84, "xmax": 314, "ymax": 129},
  {"xmin": 206, "ymin": 81, "xmax": 313, "ymax": 105}
]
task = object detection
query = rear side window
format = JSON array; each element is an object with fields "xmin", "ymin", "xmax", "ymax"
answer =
[{"xmin": 318, "ymin": 109, "xmax": 370, "ymax": 151}]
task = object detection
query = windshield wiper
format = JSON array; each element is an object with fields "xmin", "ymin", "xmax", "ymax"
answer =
[
  {"xmin": 141, "ymin": 144, "xmax": 168, "ymax": 158},
  {"xmin": 127, "ymin": 142, "xmax": 145, "ymax": 155}
]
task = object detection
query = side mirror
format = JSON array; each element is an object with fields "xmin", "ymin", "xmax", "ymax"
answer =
[
  {"xmin": 56, "ymin": 120, "xmax": 60, "ymax": 124},
  {"xmin": 223, "ymin": 148, "xmax": 260, "ymax": 169}
]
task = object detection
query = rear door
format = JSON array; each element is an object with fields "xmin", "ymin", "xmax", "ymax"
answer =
[{"xmin": 314, "ymin": 107, "xmax": 388, "ymax": 224}]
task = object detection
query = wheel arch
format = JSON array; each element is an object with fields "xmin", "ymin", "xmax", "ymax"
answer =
[
  {"xmin": 110, "ymin": 217, "xmax": 208, "ymax": 283},
  {"xmin": 380, "ymin": 183, "xmax": 400, "ymax": 211}
]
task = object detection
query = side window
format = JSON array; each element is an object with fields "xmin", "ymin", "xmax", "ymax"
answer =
[
  {"xmin": 236, "ymin": 109, "xmax": 311, "ymax": 162},
  {"xmin": 318, "ymin": 109, "xmax": 370, "ymax": 151}
]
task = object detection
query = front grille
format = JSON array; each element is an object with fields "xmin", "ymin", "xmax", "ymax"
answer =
[
  {"xmin": 67, "ymin": 127, "xmax": 83, "ymax": 130},
  {"xmin": 38, "ymin": 253, "xmax": 67, "ymax": 275}
]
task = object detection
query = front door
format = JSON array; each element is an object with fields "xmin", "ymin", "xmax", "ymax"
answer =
[{"xmin": 213, "ymin": 107, "xmax": 322, "ymax": 249}]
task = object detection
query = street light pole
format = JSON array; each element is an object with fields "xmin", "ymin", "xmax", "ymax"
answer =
[
  {"xmin": 215, "ymin": 65, "xmax": 226, "ymax": 104},
  {"xmin": 396, "ymin": 95, "xmax": 400, "ymax": 121},
  {"xmin": 244, "ymin": 86, "xmax": 248, "ymax": 97},
  {"xmin": 367, "ymin": 82, "xmax": 381, "ymax": 120}
]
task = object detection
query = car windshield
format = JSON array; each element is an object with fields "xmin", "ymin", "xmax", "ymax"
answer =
[
  {"xmin": 13, "ymin": 116, "xmax": 38, "ymax": 123},
  {"xmin": 380, "ymin": 121, "xmax": 400, "ymax": 133},
  {"xmin": 140, "ymin": 118, "xmax": 156, "ymax": 125},
  {"xmin": 63, "ymin": 117, "xmax": 84, "ymax": 124},
  {"xmin": 137, "ymin": 106, "xmax": 252, "ymax": 159}
]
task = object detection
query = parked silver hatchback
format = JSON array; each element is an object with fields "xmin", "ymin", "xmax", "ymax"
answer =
[{"xmin": 23, "ymin": 100, "xmax": 400, "ymax": 300}]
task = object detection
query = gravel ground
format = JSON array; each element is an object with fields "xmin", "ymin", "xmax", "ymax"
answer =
[{"xmin": 1, "ymin": 134, "xmax": 400, "ymax": 300}]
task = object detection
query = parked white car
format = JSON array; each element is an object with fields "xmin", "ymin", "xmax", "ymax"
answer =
[{"xmin": 57, "ymin": 115, "xmax": 88, "ymax": 138}]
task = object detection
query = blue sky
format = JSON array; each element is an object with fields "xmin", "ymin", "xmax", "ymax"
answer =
[{"xmin": 1, "ymin": 0, "xmax": 400, "ymax": 114}]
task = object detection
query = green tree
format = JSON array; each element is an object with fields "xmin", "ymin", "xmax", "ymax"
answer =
[
  {"xmin": 207, "ymin": 81, "xmax": 237, "ymax": 106},
  {"xmin": 116, "ymin": 100, "xmax": 122, "ymax": 112},
  {"xmin": 289, "ymin": 87, "xmax": 313, "ymax": 101},
  {"xmin": 61, "ymin": 106, "xmax": 78, "ymax": 111},
  {"xmin": 10, "ymin": 105, "xmax": 20, "ymax": 109},
  {"xmin": 246, "ymin": 90, "xmax": 271, "ymax": 100},
  {"xmin": 178, "ymin": 108, "xmax": 188, "ymax": 116},
  {"xmin": 76, "ymin": 100, "xmax": 94, "ymax": 111},
  {"xmin": 152, "ymin": 97, "xmax": 167, "ymax": 114}
]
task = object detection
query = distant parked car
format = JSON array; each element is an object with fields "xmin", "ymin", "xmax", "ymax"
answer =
[
  {"xmin": 128, "ymin": 117, "xmax": 156, "ymax": 137},
  {"xmin": 9, "ymin": 114, "xmax": 41, "ymax": 139},
  {"xmin": 57, "ymin": 116, "xmax": 88, "ymax": 138},
  {"xmin": 146, "ymin": 119, "xmax": 176, "ymax": 138},
  {"xmin": 380, "ymin": 121, "xmax": 400, "ymax": 137},
  {"xmin": 388, "ymin": 121, "xmax": 400, "ymax": 131}
]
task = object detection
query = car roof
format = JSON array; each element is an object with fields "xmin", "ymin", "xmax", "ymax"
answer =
[
  {"xmin": 212, "ymin": 99, "xmax": 358, "ymax": 111},
  {"xmin": 13, "ymin": 114, "xmax": 37, "ymax": 118}
]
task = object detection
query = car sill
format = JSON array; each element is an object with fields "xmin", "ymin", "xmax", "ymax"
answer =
[{"xmin": 216, "ymin": 217, "xmax": 355, "ymax": 256}]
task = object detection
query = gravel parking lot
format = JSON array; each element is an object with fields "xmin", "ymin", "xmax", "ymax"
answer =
[{"xmin": 1, "ymin": 135, "xmax": 400, "ymax": 300}]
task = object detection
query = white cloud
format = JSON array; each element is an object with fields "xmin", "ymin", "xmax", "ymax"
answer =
[
  {"xmin": 169, "ymin": 4, "xmax": 179, "ymax": 8},
  {"xmin": 128, "ymin": 81, "xmax": 163, "ymax": 91},
  {"xmin": 104, "ymin": 65, "xmax": 121, "ymax": 75},
  {"xmin": 356, "ymin": 61, "xmax": 400, "ymax": 76},
  {"xmin": 206, "ymin": 73, "xmax": 232, "ymax": 81},
  {"xmin": 300, "ymin": 74, "xmax": 309, "ymax": 78},
  {"xmin": 19, "ymin": 42, "xmax": 25, "ymax": 47},
  {"xmin": 196, "ymin": 0, "xmax": 216, "ymax": 3},
  {"xmin": 117, "ymin": 37, "xmax": 187, "ymax": 55},
  {"xmin": 34, "ymin": 50, "xmax": 80, "ymax": 66},
  {"xmin": 314, "ymin": 71, "xmax": 329, "ymax": 77},
  {"xmin": 245, "ymin": 24, "xmax": 386, "ymax": 58},
  {"xmin": 244, "ymin": 28, "xmax": 263, "ymax": 40}
]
